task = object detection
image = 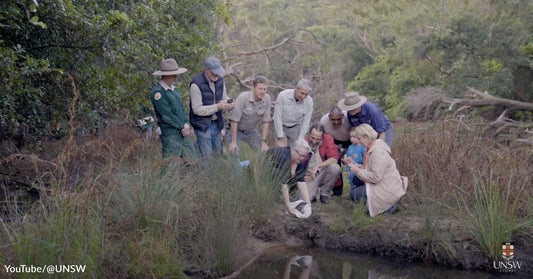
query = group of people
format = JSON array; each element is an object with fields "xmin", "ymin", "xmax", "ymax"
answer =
[{"xmin": 150, "ymin": 56, "xmax": 407, "ymax": 218}]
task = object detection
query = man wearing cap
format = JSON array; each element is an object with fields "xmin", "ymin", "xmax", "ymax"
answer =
[
  {"xmin": 189, "ymin": 56, "xmax": 234, "ymax": 160},
  {"xmin": 227, "ymin": 75, "xmax": 272, "ymax": 157},
  {"xmin": 273, "ymin": 78, "xmax": 314, "ymax": 148},
  {"xmin": 338, "ymin": 91, "xmax": 394, "ymax": 147},
  {"xmin": 151, "ymin": 58, "xmax": 198, "ymax": 159}
]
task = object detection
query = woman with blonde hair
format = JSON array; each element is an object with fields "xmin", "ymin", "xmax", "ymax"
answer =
[{"xmin": 342, "ymin": 124, "xmax": 407, "ymax": 217}]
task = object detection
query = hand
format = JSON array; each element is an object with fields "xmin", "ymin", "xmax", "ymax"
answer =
[
  {"xmin": 217, "ymin": 100, "xmax": 234, "ymax": 111},
  {"xmin": 229, "ymin": 141, "xmax": 238, "ymax": 153},
  {"xmin": 277, "ymin": 137, "xmax": 287, "ymax": 147},
  {"xmin": 341, "ymin": 155, "xmax": 354, "ymax": 165},
  {"xmin": 181, "ymin": 123, "xmax": 191, "ymax": 137},
  {"xmin": 347, "ymin": 162, "xmax": 362, "ymax": 173}
]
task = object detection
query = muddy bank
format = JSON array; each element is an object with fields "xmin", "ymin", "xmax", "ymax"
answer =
[{"xmin": 249, "ymin": 198, "xmax": 533, "ymax": 275}]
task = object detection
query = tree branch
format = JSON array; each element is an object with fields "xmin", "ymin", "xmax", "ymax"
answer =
[{"xmin": 443, "ymin": 87, "xmax": 533, "ymax": 111}]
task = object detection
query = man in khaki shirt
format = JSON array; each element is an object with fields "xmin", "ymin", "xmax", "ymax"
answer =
[{"xmin": 228, "ymin": 76, "xmax": 272, "ymax": 157}]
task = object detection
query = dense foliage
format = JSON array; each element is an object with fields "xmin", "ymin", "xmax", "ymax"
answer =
[
  {"xmin": 1, "ymin": 0, "xmax": 532, "ymax": 146},
  {"xmin": 0, "ymin": 0, "xmax": 229, "ymax": 145},
  {"xmin": 223, "ymin": 0, "xmax": 533, "ymax": 118}
]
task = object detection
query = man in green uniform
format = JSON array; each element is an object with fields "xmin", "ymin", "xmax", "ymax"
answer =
[{"xmin": 151, "ymin": 58, "xmax": 198, "ymax": 159}]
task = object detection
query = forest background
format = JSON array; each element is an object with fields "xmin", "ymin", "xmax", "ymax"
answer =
[
  {"xmin": 1, "ymin": 0, "xmax": 533, "ymax": 278},
  {"xmin": 1, "ymin": 0, "xmax": 532, "ymax": 146}
]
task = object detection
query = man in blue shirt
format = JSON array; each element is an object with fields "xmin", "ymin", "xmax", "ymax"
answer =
[{"xmin": 338, "ymin": 91, "xmax": 394, "ymax": 147}]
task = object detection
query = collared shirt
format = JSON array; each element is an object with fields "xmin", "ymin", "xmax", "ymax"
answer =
[
  {"xmin": 190, "ymin": 78, "xmax": 228, "ymax": 119},
  {"xmin": 347, "ymin": 102, "xmax": 391, "ymax": 134},
  {"xmin": 319, "ymin": 112, "xmax": 351, "ymax": 142},
  {"xmin": 159, "ymin": 80, "xmax": 175, "ymax": 91},
  {"xmin": 273, "ymin": 89, "xmax": 314, "ymax": 140},
  {"xmin": 305, "ymin": 134, "xmax": 340, "ymax": 168},
  {"xmin": 228, "ymin": 90, "xmax": 272, "ymax": 131}
]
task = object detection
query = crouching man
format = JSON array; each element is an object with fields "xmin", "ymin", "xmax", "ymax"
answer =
[
  {"xmin": 265, "ymin": 139, "xmax": 313, "ymax": 217},
  {"xmin": 304, "ymin": 124, "xmax": 342, "ymax": 204}
]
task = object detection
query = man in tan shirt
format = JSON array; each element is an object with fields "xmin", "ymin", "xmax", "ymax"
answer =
[
  {"xmin": 228, "ymin": 76, "xmax": 271, "ymax": 158},
  {"xmin": 189, "ymin": 56, "xmax": 234, "ymax": 160}
]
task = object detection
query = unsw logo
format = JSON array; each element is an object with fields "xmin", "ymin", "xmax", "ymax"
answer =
[
  {"xmin": 502, "ymin": 242, "xmax": 514, "ymax": 260},
  {"xmin": 493, "ymin": 242, "xmax": 524, "ymax": 273}
]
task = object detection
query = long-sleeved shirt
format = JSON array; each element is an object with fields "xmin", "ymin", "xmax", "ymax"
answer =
[
  {"xmin": 151, "ymin": 80, "xmax": 189, "ymax": 133},
  {"xmin": 273, "ymin": 89, "xmax": 313, "ymax": 140},
  {"xmin": 346, "ymin": 102, "xmax": 391, "ymax": 134},
  {"xmin": 189, "ymin": 79, "xmax": 228, "ymax": 119}
]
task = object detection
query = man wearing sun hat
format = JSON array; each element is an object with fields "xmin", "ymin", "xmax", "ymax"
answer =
[
  {"xmin": 189, "ymin": 56, "xmax": 234, "ymax": 160},
  {"xmin": 151, "ymin": 58, "xmax": 198, "ymax": 159},
  {"xmin": 338, "ymin": 91, "xmax": 394, "ymax": 147}
]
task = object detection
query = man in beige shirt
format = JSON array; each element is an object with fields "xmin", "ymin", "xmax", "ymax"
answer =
[
  {"xmin": 273, "ymin": 79, "xmax": 314, "ymax": 147},
  {"xmin": 228, "ymin": 76, "xmax": 271, "ymax": 158},
  {"xmin": 189, "ymin": 56, "xmax": 234, "ymax": 160}
]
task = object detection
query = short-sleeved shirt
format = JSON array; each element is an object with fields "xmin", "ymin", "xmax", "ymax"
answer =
[
  {"xmin": 319, "ymin": 112, "xmax": 351, "ymax": 142},
  {"xmin": 345, "ymin": 144, "xmax": 366, "ymax": 187},
  {"xmin": 347, "ymin": 102, "xmax": 391, "ymax": 134},
  {"xmin": 228, "ymin": 90, "xmax": 271, "ymax": 131},
  {"xmin": 265, "ymin": 147, "xmax": 309, "ymax": 187}
]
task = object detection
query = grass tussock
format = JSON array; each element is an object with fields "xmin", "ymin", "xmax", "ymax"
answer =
[
  {"xmin": 2, "ymin": 116, "xmax": 532, "ymax": 277},
  {"xmin": 1, "ymin": 124, "xmax": 286, "ymax": 278},
  {"xmin": 453, "ymin": 172, "xmax": 533, "ymax": 260}
]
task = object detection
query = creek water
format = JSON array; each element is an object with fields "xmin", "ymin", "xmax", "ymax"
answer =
[{"xmin": 238, "ymin": 245, "xmax": 518, "ymax": 279}]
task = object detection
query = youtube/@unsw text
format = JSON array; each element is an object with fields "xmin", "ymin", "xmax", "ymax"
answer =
[{"xmin": 4, "ymin": 264, "xmax": 86, "ymax": 274}]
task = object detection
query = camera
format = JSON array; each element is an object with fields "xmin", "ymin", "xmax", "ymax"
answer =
[{"xmin": 227, "ymin": 98, "xmax": 234, "ymax": 103}]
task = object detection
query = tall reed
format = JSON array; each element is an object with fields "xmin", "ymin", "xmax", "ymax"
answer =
[{"xmin": 1, "ymin": 190, "xmax": 102, "ymax": 278}]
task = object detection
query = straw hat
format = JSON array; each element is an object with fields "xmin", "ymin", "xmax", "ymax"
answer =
[
  {"xmin": 337, "ymin": 91, "xmax": 367, "ymax": 111},
  {"xmin": 152, "ymin": 58, "xmax": 187, "ymax": 76}
]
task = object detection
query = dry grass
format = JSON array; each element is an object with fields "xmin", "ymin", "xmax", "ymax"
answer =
[{"xmin": 394, "ymin": 121, "xmax": 532, "ymax": 212}]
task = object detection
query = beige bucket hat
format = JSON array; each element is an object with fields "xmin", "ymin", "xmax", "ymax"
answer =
[
  {"xmin": 152, "ymin": 58, "xmax": 187, "ymax": 76},
  {"xmin": 337, "ymin": 91, "xmax": 367, "ymax": 111}
]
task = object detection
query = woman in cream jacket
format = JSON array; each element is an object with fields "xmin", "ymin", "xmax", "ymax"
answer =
[{"xmin": 342, "ymin": 124, "xmax": 407, "ymax": 217}]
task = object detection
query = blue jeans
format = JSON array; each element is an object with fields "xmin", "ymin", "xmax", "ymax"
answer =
[{"xmin": 195, "ymin": 121, "xmax": 222, "ymax": 160}]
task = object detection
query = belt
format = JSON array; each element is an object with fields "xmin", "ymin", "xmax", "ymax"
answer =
[{"xmin": 283, "ymin": 123, "xmax": 299, "ymax": 128}]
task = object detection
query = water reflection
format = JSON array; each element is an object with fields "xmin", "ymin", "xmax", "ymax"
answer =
[
  {"xmin": 283, "ymin": 255, "xmax": 320, "ymax": 279},
  {"xmin": 238, "ymin": 246, "xmax": 506, "ymax": 279}
]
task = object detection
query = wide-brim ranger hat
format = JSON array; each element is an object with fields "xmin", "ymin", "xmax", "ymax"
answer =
[
  {"xmin": 337, "ymin": 91, "xmax": 368, "ymax": 111},
  {"xmin": 152, "ymin": 58, "xmax": 188, "ymax": 76}
]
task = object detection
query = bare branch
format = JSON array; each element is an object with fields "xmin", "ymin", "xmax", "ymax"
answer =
[
  {"xmin": 228, "ymin": 36, "xmax": 293, "ymax": 58},
  {"xmin": 443, "ymin": 87, "xmax": 533, "ymax": 111}
]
